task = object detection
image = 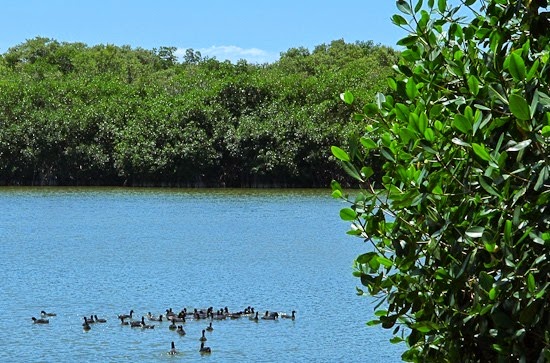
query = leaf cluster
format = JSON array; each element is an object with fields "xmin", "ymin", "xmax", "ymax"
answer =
[
  {"xmin": 332, "ymin": 0, "xmax": 549, "ymax": 361},
  {"xmin": 0, "ymin": 38, "xmax": 397, "ymax": 186}
]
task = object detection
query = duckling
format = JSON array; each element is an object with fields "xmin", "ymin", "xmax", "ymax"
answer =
[
  {"xmin": 168, "ymin": 341, "xmax": 178, "ymax": 355},
  {"xmin": 40, "ymin": 310, "xmax": 56, "ymax": 317},
  {"xmin": 199, "ymin": 342, "xmax": 211, "ymax": 354},
  {"xmin": 32, "ymin": 317, "xmax": 49, "ymax": 324},
  {"xmin": 281, "ymin": 310, "xmax": 296, "ymax": 320},
  {"xmin": 206, "ymin": 321, "xmax": 213, "ymax": 332},
  {"xmin": 176, "ymin": 325, "xmax": 186, "ymax": 336},
  {"xmin": 118, "ymin": 310, "xmax": 134, "ymax": 320},
  {"xmin": 94, "ymin": 315, "xmax": 107, "ymax": 323},
  {"xmin": 199, "ymin": 329, "xmax": 207, "ymax": 342}
]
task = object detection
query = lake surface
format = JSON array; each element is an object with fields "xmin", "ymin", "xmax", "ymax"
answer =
[{"xmin": 0, "ymin": 187, "xmax": 403, "ymax": 362}]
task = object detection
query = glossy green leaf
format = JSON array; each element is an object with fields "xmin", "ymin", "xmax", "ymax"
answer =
[
  {"xmin": 390, "ymin": 336, "xmax": 405, "ymax": 344},
  {"xmin": 526, "ymin": 59, "xmax": 540, "ymax": 82},
  {"xmin": 479, "ymin": 176, "xmax": 500, "ymax": 197},
  {"xmin": 340, "ymin": 91, "xmax": 354, "ymax": 105},
  {"xmin": 466, "ymin": 226, "xmax": 484, "ymax": 238},
  {"xmin": 377, "ymin": 256, "xmax": 393, "ymax": 267},
  {"xmin": 360, "ymin": 137, "xmax": 378, "ymax": 149},
  {"xmin": 363, "ymin": 104, "xmax": 379, "ymax": 117},
  {"xmin": 479, "ymin": 271, "xmax": 494, "ymax": 291},
  {"xmin": 340, "ymin": 208, "xmax": 357, "ymax": 221},
  {"xmin": 341, "ymin": 161, "xmax": 363, "ymax": 182},
  {"xmin": 361, "ymin": 167, "xmax": 374, "ymax": 179},
  {"xmin": 453, "ymin": 114, "xmax": 472, "ymax": 134},
  {"xmin": 451, "ymin": 137, "xmax": 470, "ymax": 147},
  {"xmin": 467, "ymin": 75, "xmax": 480, "ymax": 95},
  {"xmin": 506, "ymin": 139, "xmax": 531, "ymax": 152},
  {"xmin": 527, "ymin": 273, "xmax": 536, "ymax": 293},
  {"xmin": 331, "ymin": 146, "xmax": 350, "ymax": 162},
  {"xmin": 424, "ymin": 128, "xmax": 435, "ymax": 142},
  {"xmin": 392, "ymin": 14, "xmax": 408, "ymax": 26},
  {"xmin": 509, "ymin": 94, "xmax": 531, "ymax": 121},
  {"xmin": 472, "ymin": 143, "xmax": 491, "ymax": 161},
  {"xmin": 504, "ymin": 220, "xmax": 512, "ymax": 244},
  {"xmin": 366, "ymin": 319, "xmax": 380, "ymax": 326},
  {"xmin": 397, "ymin": 0, "xmax": 412, "ymax": 15},
  {"xmin": 437, "ymin": 0, "xmax": 446, "ymax": 12},
  {"xmin": 508, "ymin": 52, "xmax": 526, "ymax": 81},
  {"xmin": 411, "ymin": 321, "xmax": 440, "ymax": 333},
  {"xmin": 534, "ymin": 166, "xmax": 548, "ymax": 191},
  {"xmin": 406, "ymin": 78, "xmax": 418, "ymax": 99}
]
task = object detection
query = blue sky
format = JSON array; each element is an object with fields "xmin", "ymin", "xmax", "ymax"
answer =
[{"xmin": 0, "ymin": 1, "xmax": 405, "ymax": 63}]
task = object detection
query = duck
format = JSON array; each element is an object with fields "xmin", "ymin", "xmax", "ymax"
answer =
[
  {"xmin": 32, "ymin": 317, "xmax": 49, "ymax": 324},
  {"xmin": 243, "ymin": 306, "xmax": 255, "ymax": 316},
  {"xmin": 147, "ymin": 313, "xmax": 163, "ymax": 322},
  {"xmin": 261, "ymin": 311, "xmax": 279, "ymax": 320},
  {"xmin": 206, "ymin": 321, "xmax": 213, "ymax": 332},
  {"xmin": 94, "ymin": 315, "xmax": 107, "ymax": 323},
  {"xmin": 118, "ymin": 310, "xmax": 134, "ymax": 320},
  {"xmin": 168, "ymin": 320, "xmax": 177, "ymax": 330},
  {"xmin": 281, "ymin": 310, "xmax": 296, "ymax": 320},
  {"xmin": 140, "ymin": 316, "xmax": 155, "ymax": 329},
  {"xmin": 82, "ymin": 316, "xmax": 93, "ymax": 326},
  {"xmin": 83, "ymin": 321, "xmax": 91, "ymax": 331},
  {"xmin": 249, "ymin": 311, "xmax": 259, "ymax": 322},
  {"xmin": 40, "ymin": 310, "xmax": 56, "ymax": 317},
  {"xmin": 193, "ymin": 309, "xmax": 208, "ymax": 320},
  {"xmin": 211, "ymin": 310, "xmax": 226, "ymax": 320},
  {"xmin": 199, "ymin": 342, "xmax": 211, "ymax": 354},
  {"xmin": 168, "ymin": 341, "xmax": 178, "ymax": 355},
  {"xmin": 176, "ymin": 325, "xmax": 186, "ymax": 336},
  {"xmin": 228, "ymin": 312, "xmax": 242, "ymax": 319},
  {"xmin": 199, "ymin": 329, "xmax": 207, "ymax": 342},
  {"xmin": 165, "ymin": 308, "xmax": 176, "ymax": 318},
  {"xmin": 168, "ymin": 315, "xmax": 185, "ymax": 323}
]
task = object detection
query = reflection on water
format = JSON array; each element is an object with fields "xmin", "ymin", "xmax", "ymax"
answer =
[{"xmin": 0, "ymin": 187, "xmax": 403, "ymax": 362}]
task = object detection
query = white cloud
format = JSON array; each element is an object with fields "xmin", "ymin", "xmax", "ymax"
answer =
[{"xmin": 175, "ymin": 45, "xmax": 278, "ymax": 64}]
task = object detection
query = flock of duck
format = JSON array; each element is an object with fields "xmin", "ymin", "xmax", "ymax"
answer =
[{"xmin": 32, "ymin": 306, "xmax": 296, "ymax": 355}]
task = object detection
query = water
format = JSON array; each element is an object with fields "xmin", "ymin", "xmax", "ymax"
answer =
[{"xmin": 0, "ymin": 187, "xmax": 403, "ymax": 362}]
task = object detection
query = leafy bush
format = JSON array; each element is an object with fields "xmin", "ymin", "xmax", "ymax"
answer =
[{"xmin": 332, "ymin": 0, "xmax": 549, "ymax": 361}]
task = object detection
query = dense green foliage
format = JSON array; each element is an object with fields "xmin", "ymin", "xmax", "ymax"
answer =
[
  {"xmin": 333, "ymin": 0, "xmax": 549, "ymax": 361},
  {"xmin": 0, "ymin": 38, "xmax": 397, "ymax": 186}
]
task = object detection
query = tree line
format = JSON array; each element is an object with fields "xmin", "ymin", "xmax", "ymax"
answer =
[{"xmin": 0, "ymin": 37, "xmax": 398, "ymax": 187}]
